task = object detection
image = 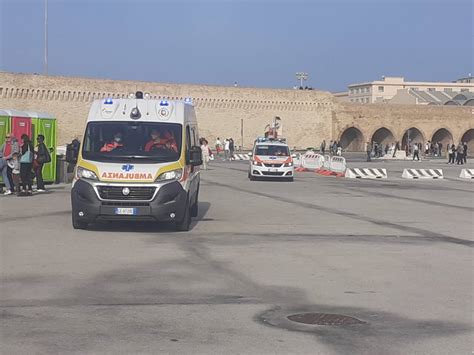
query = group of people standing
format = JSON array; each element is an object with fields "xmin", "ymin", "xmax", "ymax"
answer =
[
  {"xmin": 447, "ymin": 142, "xmax": 468, "ymax": 164},
  {"xmin": 320, "ymin": 140, "xmax": 342, "ymax": 156},
  {"xmin": 214, "ymin": 137, "xmax": 235, "ymax": 161},
  {"xmin": 0, "ymin": 133, "xmax": 51, "ymax": 196}
]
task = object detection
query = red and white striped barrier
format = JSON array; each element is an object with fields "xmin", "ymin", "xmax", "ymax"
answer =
[
  {"xmin": 301, "ymin": 152, "xmax": 324, "ymax": 170},
  {"xmin": 329, "ymin": 156, "xmax": 347, "ymax": 173}
]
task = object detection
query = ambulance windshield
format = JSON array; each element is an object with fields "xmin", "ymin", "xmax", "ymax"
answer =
[{"xmin": 82, "ymin": 122, "xmax": 182, "ymax": 163}]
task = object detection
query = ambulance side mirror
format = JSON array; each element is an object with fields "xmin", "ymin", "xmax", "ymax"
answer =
[{"xmin": 188, "ymin": 146, "xmax": 203, "ymax": 166}]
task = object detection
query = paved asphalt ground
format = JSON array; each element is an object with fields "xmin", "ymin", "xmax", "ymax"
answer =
[{"xmin": 1, "ymin": 157, "xmax": 473, "ymax": 354}]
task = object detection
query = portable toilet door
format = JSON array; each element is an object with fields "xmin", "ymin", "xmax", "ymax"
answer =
[
  {"xmin": 11, "ymin": 115, "xmax": 32, "ymax": 142},
  {"xmin": 29, "ymin": 112, "xmax": 57, "ymax": 183},
  {"xmin": 0, "ymin": 111, "xmax": 11, "ymax": 147}
]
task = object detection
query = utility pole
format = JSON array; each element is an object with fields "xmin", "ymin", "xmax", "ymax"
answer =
[
  {"xmin": 44, "ymin": 0, "xmax": 48, "ymax": 75},
  {"xmin": 240, "ymin": 119, "xmax": 244, "ymax": 150}
]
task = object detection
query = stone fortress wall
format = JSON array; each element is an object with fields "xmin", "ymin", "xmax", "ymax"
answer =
[{"xmin": 1, "ymin": 72, "xmax": 473, "ymax": 151}]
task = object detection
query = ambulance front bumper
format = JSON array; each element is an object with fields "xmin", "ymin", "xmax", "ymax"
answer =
[{"xmin": 71, "ymin": 179, "xmax": 187, "ymax": 223}]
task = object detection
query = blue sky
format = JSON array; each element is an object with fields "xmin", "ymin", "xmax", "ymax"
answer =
[{"xmin": 0, "ymin": 0, "xmax": 472, "ymax": 91}]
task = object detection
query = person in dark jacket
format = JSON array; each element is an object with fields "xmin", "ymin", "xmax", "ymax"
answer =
[
  {"xmin": 456, "ymin": 142, "xmax": 464, "ymax": 165},
  {"xmin": 463, "ymin": 142, "xmax": 468, "ymax": 163},
  {"xmin": 34, "ymin": 134, "xmax": 50, "ymax": 192},
  {"xmin": 448, "ymin": 143, "xmax": 456, "ymax": 164},
  {"xmin": 20, "ymin": 134, "xmax": 34, "ymax": 195}
]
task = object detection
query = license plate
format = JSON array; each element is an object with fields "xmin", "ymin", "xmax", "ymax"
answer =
[
  {"xmin": 114, "ymin": 208, "xmax": 137, "ymax": 215},
  {"xmin": 269, "ymin": 168, "xmax": 278, "ymax": 172}
]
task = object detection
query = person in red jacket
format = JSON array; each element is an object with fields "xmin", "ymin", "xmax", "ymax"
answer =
[
  {"xmin": 144, "ymin": 129, "xmax": 164, "ymax": 152},
  {"xmin": 144, "ymin": 129, "xmax": 178, "ymax": 153},
  {"xmin": 100, "ymin": 132, "xmax": 124, "ymax": 152}
]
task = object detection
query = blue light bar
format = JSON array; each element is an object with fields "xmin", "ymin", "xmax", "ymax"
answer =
[
  {"xmin": 104, "ymin": 98, "xmax": 113, "ymax": 104},
  {"xmin": 184, "ymin": 97, "xmax": 193, "ymax": 104},
  {"xmin": 160, "ymin": 100, "xmax": 169, "ymax": 106}
]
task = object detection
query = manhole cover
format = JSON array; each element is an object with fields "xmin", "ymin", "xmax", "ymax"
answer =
[{"xmin": 287, "ymin": 313, "xmax": 365, "ymax": 326}]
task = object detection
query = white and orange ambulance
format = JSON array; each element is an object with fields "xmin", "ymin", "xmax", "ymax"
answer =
[
  {"xmin": 71, "ymin": 92, "xmax": 202, "ymax": 231},
  {"xmin": 248, "ymin": 137, "xmax": 294, "ymax": 181}
]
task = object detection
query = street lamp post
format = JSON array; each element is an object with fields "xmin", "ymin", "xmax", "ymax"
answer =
[
  {"xmin": 295, "ymin": 72, "xmax": 308, "ymax": 88},
  {"xmin": 44, "ymin": 0, "xmax": 48, "ymax": 75}
]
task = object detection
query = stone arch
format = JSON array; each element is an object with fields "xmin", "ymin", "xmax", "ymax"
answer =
[
  {"xmin": 461, "ymin": 129, "xmax": 474, "ymax": 154},
  {"xmin": 339, "ymin": 126, "xmax": 365, "ymax": 151},
  {"xmin": 431, "ymin": 128, "xmax": 454, "ymax": 147},
  {"xmin": 402, "ymin": 127, "xmax": 425, "ymax": 149},
  {"xmin": 370, "ymin": 127, "xmax": 396, "ymax": 146}
]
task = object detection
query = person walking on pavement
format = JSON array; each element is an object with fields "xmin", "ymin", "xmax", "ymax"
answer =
[
  {"xmin": 200, "ymin": 138, "xmax": 210, "ymax": 170},
  {"xmin": 34, "ymin": 134, "xmax": 51, "ymax": 192},
  {"xmin": 320, "ymin": 140, "xmax": 326, "ymax": 154},
  {"xmin": 224, "ymin": 139, "xmax": 230, "ymax": 160},
  {"xmin": 412, "ymin": 142, "xmax": 420, "ymax": 161},
  {"xmin": 366, "ymin": 141, "xmax": 372, "ymax": 162}
]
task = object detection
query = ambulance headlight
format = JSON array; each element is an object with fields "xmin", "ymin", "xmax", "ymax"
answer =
[
  {"xmin": 253, "ymin": 160, "xmax": 262, "ymax": 166},
  {"xmin": 156, "ymin": 169, "xmax": 183, "ymax": 182},
  {"xmin": 284, "ymin": 162, "xmax": 293, "ymax": 167},
  {"xmin": 76, "ymin": 166, "xmax": 98, "ymax": 181}
]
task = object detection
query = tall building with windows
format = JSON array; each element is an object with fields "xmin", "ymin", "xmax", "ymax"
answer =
[{"xmin": 338, "ymin": 76, "xmax": 474, "ymax": 104}]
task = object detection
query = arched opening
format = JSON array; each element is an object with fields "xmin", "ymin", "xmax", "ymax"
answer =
[
  {"xmin": 339, "ymin": 127, "xmax": 365, "ymax": 151},
  {"xmin": 371, "ymin": 127, "xmax": 396, "ymax": 146},
  {"xmin": 431, "ymin": 128, "xmax": 453, "ymax": 148},
  {"xmin": 461, "ymin": 129, "xmax": 474, "ymax": 156},
  {"xmin": 402, "ymin": 127, "xmax": 424, "ymax": 150}
]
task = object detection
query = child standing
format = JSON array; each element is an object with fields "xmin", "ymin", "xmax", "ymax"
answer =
[{"xmin": 10, "ymin": 152, "xmax": 21, "ymax": 195}]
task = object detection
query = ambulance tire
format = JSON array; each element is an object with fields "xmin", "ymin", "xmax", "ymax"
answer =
[
  {"xmin": 248, "ymin": 172, "xmax": 256, "ymax": 181},
  {"xmin": 72, "ymin": 214, "xmax": 88, "ymax": 230},
  {"xmin": 176, "ymin": 198, "xmax": 191, "ymax": 232},
  {"xmin": 286, "ymin": 177, "xmax": 294, "ymax": 182},
  {"xmin": 190, "ymin": 190, "xmax": 199, "ymax": 217}
]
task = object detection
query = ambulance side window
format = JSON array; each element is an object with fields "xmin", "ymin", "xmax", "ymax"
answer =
[
  {"xmin": 186, "ymin": 126, "xmax": 192, "ymax": 151},
  {"xmin": 191, "ymin": 127, "xmax": 197, "ymax": 147}
]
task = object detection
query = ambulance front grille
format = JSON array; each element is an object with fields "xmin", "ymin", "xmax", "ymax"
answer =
[{"xmin": 97, "ymin": 186, "xmax": 156, "ymax": 200}]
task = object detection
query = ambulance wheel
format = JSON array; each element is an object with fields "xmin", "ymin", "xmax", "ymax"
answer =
[
  {"xmin": 72, "ymin": 214, "xmax": 88, "ymax": 230},
  {"xmin": 176, "ymin": 199, "xmax": 191, "ymax": 232},
  {"xmin": 286, "ymin": 177, "xmax": 294, "ymax": 182},
  {"xmin": 248, "ymin": 173, "xmax": 255, "ymax": 181}
]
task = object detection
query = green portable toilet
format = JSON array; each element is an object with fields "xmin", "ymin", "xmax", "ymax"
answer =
[
  {"xmin": 28, "ymin": 112, "xmax": 57, "ymax": 184},
  {"xmin": 0, "ymin": 110, "xmax": 11, "ymax": 147},
  {"xmin": 0, "ymin": 110, "xmax": 12, "ymax": 185}
]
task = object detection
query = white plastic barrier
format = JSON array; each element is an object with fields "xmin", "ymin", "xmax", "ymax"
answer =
[
  {"xmin": 329, "ymin": 156, "xmax": 347, "ymax": 173},
  {"xmin": 323, "ymin": 155, "xmax": 331, "ymax": 169},
  {"xmin": 402, "ymin": 169, "xmax": 443, "ymax": 179},
  {"xmin": 301, "ymin": 152, "xmax": 324, "ymax": 170},
  {"xmin": 459, "ymin": 169, "xmax": 474, "ymax": 179},
  {"xmin": 345, "ymin": 168, "xmax": 387, "ymax": 179}
]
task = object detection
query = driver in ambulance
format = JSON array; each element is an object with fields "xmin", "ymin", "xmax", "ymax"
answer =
[{"xmin": 144, "ymin": 129, "xmax": 178, "ymax": 153}]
